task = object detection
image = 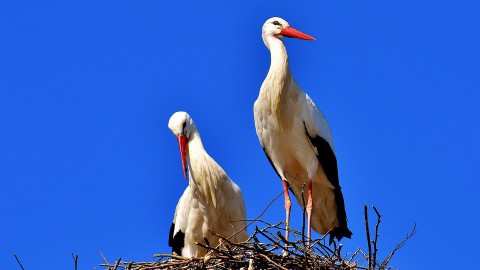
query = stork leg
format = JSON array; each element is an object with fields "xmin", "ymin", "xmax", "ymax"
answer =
[
  {"xmin": 306, "ymin": 179, "xmax": 313, "ymax": 246},
  {"xmin": 282, "ymin": 179, "xmax": 292, "ymax": 247}
]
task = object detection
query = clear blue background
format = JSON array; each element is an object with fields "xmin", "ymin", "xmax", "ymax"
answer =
[{"xmin": 1, "ymin": 1, "xmax": 479, "ymax": 269}]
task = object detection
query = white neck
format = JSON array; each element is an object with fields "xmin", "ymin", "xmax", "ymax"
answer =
[
  {"xmin": 265, "ymin": 36, "xmax": 291, "ymax": 84},
  {"xmin": 260, "ymin": 36, "xmax": 296, "ymax": 131},
  {"xmin": 185, "ymin": 129, "xmax": 222, "ymax": 208},
  {"xmin": 186, "ymin": 128, "xmax": 204, "ymax": 155}
]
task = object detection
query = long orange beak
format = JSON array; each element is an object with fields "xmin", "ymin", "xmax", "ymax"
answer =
[
  {"xmin": 177, "ymin": 135, "xmax": 188, "ymax": 179},
  {"xmin": 280, "ymin": 26, "xmax": 315, "ymax": 40}
]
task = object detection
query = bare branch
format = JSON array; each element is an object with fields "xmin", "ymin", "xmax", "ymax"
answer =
[
  {"xmin": 99, "ymin": 251, "xmax": 109, "ymax": 265},
  {"xmin": 112, "ymin": 258, "xmax": 121, "ymax": 270},
  {"xmin": 381, "ymin": 223, "xmax": 417, "ymax": 268},
  {"xmin": 372, "ymin": 205, "xmax": 382, "ymax": 269},
  {"xmin": 364, "ymin": 205, "xmax": 373, "ymax": 269},
  {"xmin": 14, "ymin": 254, "xmax": 26, "ymax": 270},
  {"xmin": 258, "ymin": 253, "xmax": 289, "ymax": 270},
  {"xmin": 224, "ymin": 188, "xmax": 285, "ymax": 242},
  {"xmin": 301, "ymin": 183, "xmax": 306, "ymax": 246},
  {"xmin": 72, "ymin": 253, "xmax": 79, "ymax": 270}
]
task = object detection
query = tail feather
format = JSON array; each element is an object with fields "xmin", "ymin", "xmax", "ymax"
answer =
[{"xmin": 328, "ymin": 225, "xmax": 352, "ymax": 245}]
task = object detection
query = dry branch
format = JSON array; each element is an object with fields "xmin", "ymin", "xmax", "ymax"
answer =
[
  {"xmin": 72, "ymin": 253, "xmax": 78, "ymax": 270},
  {"xmin": 364, "ymin": 205, "xmax": 373, "ymax": 269},
  {"xmin": 14, "ymin": 254, "xmax": 26, "ymax": 270},
  {"xmin": 372, "ymin": 206, "xmax": 381, "ymax": 269}
]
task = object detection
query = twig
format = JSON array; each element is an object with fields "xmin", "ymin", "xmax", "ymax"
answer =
[
  {"xmin": 72, "ymin": 253, "xmax": 78, "ymax": 270},
  {"xmin": 372, "ymin": 205, "xmax": 381, "ymax": 269},
  {"xmin": 381, "ymin": 223, "xmax": 417, "ymax": 268},
  {"xmin": 153, "ymin": 253, "xmax": 191, "ymax": 260},
  {"xmin": 301, "ymin": 183, "xmax": 306, "ymax": 246},
  {"xmin": 99, "ymin": 251, "xmax": 109, "ymax": 265},
  {"xmin": 112, "ymin": 258, "xmax": 121, "ymax": 270},
  {"xmin": 224, "ymin": 188, "xmax": 285, "ymax": 242},
  {"xmin": 14, "ymin": 254, "xmax": 25, "ymax": 270},
  {"xmin": 364, "ymin": 205, "xmax": 372, "ymax": 270},
  {"xmin": 258, "ymin": 253, "xmax": 289, "ymax": 270},
  {"xmin": 255, "ymin": 227, "xmax": 291, "ymax": 255}
]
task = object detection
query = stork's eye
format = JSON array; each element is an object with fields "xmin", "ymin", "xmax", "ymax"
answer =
[
  {"xmin": 273, "ymin": 21, "xmax": 281, "ymax": 26},
  {"xmin": 182, "ymin": 121, "xmax": 187, "ymax": 134}
]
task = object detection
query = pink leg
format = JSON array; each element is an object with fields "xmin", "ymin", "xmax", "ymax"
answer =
[
  {"xmin": 306, "ymin": 179, "xmax": 313, "ymax": 246},
  {"xmin": 282, "ymin": 179, "xmax": 292, "ymax": 244}
]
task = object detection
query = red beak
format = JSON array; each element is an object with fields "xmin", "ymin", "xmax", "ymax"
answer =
[
  {"xmin": 177, "ymin": 135, "xmax": 188, "ymax": 179},
  {"xmin": 280, "ymin": 26, "xmax": 315, "ymax": 40}
]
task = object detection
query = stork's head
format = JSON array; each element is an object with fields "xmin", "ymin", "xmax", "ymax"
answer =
[
  {"xmin": 262, "ymin": 17, "xmax": 315, "ymax": 46},
  {"xmin": 168, "ymin": 111, "xmax": 195, "ymax": 179}
]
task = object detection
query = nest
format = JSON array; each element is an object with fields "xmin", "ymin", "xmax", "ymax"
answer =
[{"xmin": 100, "ymin": 206, "xmax": 415, "ymax": 270}]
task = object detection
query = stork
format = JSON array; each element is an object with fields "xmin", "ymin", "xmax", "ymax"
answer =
[
  {"xmin": 253, "ymin": 17, "xmax": 352, "ymax": 245},
  {"xmin": 168, "ymin": 111, "xmax": 249, "ymax": 257}
]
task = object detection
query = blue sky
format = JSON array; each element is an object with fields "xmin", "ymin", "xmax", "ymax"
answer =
[{"xmin": 1, "ymin": 1, "xmax": 479, "ymax": 269}]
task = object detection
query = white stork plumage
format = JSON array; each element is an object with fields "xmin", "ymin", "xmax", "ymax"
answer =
[
  {"xmin": 167, "ymin": 111, "xmax": 249, "ymax": 257},
  {"xmin": 254, "ymin": 17, "xmax": 352, "ymax": 244}
]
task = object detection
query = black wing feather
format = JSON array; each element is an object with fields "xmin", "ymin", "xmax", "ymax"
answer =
[
  {"xmin": 168, "ymin": 222, "xmax": 185, "ymax": 255},
  {"xmin": 303, "ymin": 122, "xmax": 352, "ymax": 244}
]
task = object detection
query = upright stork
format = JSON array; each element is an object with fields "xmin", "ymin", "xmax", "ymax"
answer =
[
  {"xmin": 168, "ymin": 111, "xmax": 248, "ymax": 257},
  {"xmin": 253, "ymin": 17, "xmax": 352, "ymax": 244}
]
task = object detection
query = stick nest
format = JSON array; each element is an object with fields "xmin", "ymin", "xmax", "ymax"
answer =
[{"xmin": 100, "ymin": 206, "xmax": 415, "ymax": 270}]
